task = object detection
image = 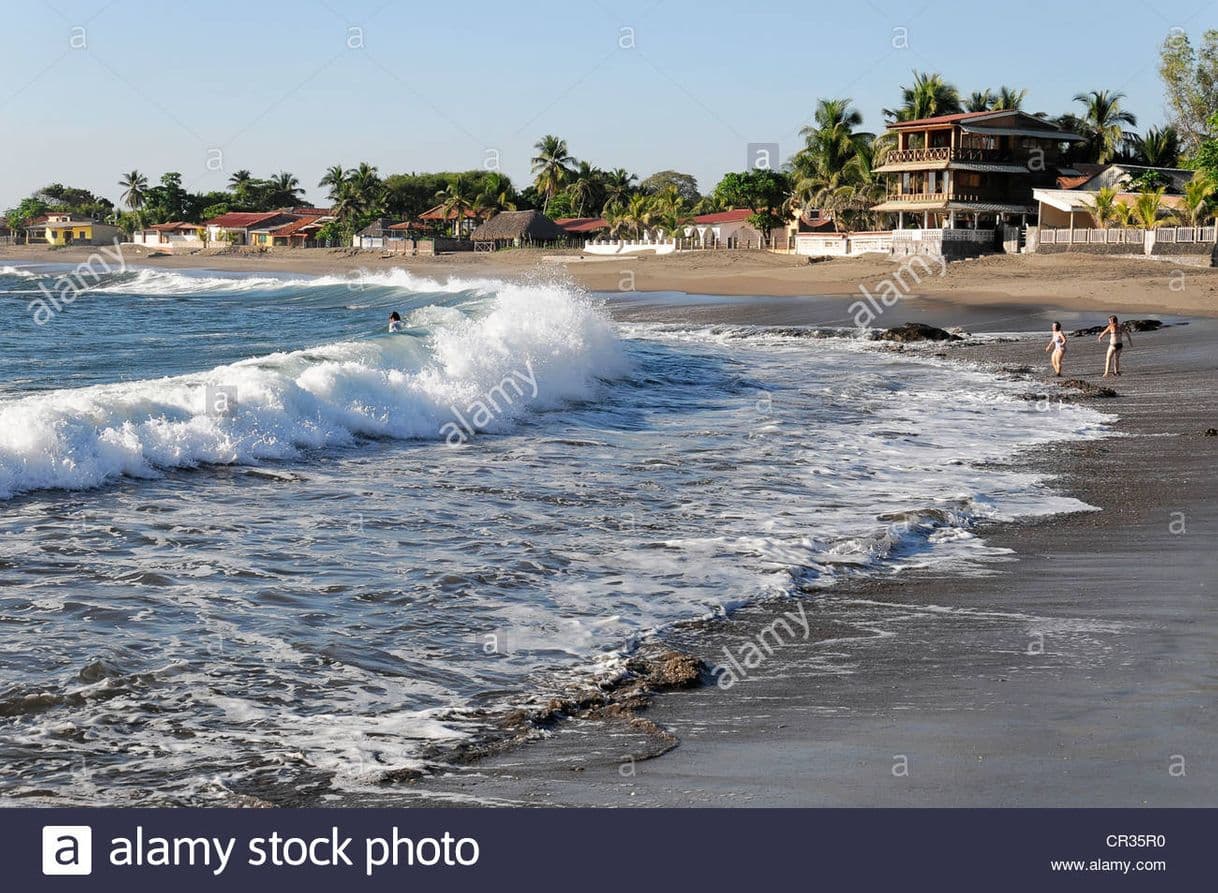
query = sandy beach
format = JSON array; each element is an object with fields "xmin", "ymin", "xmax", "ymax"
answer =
[{"xmin": 5, "ymin": 243, "xmax": 1218, "ymax": 318}]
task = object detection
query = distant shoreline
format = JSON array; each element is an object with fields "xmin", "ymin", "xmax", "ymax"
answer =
[{"xmin": 4, "ymin": 243, "xmax": 1218, "ymax": 318}]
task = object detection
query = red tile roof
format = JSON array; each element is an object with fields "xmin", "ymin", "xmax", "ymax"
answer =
[
  {"xmin": 147, "ymin": 221, "xmax": 201, "ymax": 232},
  {"xmin": 270, "ymin": 216, "xmax": 323, "ymax": 237},
  {"xmin": 693, "ymin": 209, "xmax": 754, "ymax": 224},
  {"xmin": 555, "ymin": 216, "xmax": 608, "ymax": 233},
  {"xmin": 205, "ymin": 211, "xmax": 286, "ymax": 228},
  {"xmin": 1056, "ymin": 175, "xmax": 1092, "ymax": 190},
  {"xmin": 387, "ymin": 221, "xmax": 423, "ymax": 231}
]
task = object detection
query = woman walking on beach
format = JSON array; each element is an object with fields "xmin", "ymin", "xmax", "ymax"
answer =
[
  {"xmin": 1045, "ymin": 322, "xmax": 1067, "ymax": 376},
  {"xmin": 1098, "ymin": 315, "xmax": 1131, "ymax": 377}
]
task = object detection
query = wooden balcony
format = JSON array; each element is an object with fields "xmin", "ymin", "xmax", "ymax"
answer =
[
  {"xmin": 884, "ymin": 192, "xmax": 983, "ymax": 203},
  {"xmin": 884, "ymin": 147, "xmax": 1002, "ymax": 164}
]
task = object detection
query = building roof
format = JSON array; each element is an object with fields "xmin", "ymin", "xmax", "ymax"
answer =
[
  {"xmin": 469, "ymin": 210, "xmax": 567, "ymax": 242},
  {"xmin": 270, "ymin": 216, "xmax": 325, "ymax": 237},
  {"xmin": 146, "ymin": 221, "xmax": 201, "ymax": 232},
  {"xmin": 871, "ymin": 199, "xmax": 1036, "ymax": 214},
  {"xmin": 554, "ymin": 216, "xmax": 609, "ymax": 233},
  {"xmin": 693, "ymin": 209, "xmax": 754, "ymax": 224},
  {"xmin": 205, "ymin": 211, "xmax": 287, "ymax": 228},
  {"xmin": 888, "ymin": 110, "xmax": 1005, "ymax": 128},
  {"xmin": 418, "ymin": 203, "xmax": 479, "ymax": 221},
  {"xmin": 387, "ymin": 221, "xmax": 424, "ymax": 231},
  {"xmin": 356, "ymin": 218, "xmax": 401, "ymax": 237}
]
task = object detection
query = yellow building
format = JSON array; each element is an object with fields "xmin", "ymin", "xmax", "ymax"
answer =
[{"xmin": 26, "ymin": 214, "xmax": 121, "ymax": 246}]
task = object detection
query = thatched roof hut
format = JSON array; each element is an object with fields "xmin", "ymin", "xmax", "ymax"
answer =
[{"xmin": 469, "ymin": 210, "xmax": 567, "ymax": 247}]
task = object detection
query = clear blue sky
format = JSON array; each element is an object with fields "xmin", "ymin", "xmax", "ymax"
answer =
[{"xmin": 0, "ymin": 0, "xmax": 1208, "ymax": 211}]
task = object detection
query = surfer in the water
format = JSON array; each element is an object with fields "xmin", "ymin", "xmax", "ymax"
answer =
[{"xmin": 388, "ymin": 311, "xmax": 404, "ymax": 333}]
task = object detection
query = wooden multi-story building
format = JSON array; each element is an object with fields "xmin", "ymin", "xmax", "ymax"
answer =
[{"xmin": 872, "ymin": 110, "xmax": 1085, "ymax": 229}]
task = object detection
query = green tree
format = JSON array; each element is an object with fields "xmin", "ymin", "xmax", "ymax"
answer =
[
  {"xmin": 966, "ymin": 90, "xmax": 994, "ymax": 112},
  {"xmin": 530, "ymin": 135, "xmax": 575, "ymax": 212},
  {"xmin": 600, "ymin": 168, "xmax": 637, "ymax": 211},
  {"xmin": 118, "ymin": 170, "xmax": 148, "ymax": 213},
  {"xmin": 1073, "ymin": 90, "xmax": 1138, "ymax": 163},
  {"xmin": 1158, "ymin": 29, "xmax": 1218, "ymax": 153},
  {"xmin": 712, "ymin": 169, "xmax": 791, "ymax": 245},
  {"xmin": 318, "ymin": 164, "xmax": 349, "ymax": 203},
  {"xmin": 1191, "ymin": 112, "xmax": 1218, "ymax": 180},
  {"xmin": 992, "ymin": 86, "xmax": 1027, "ymax": 110},
  {"xmin": 1131, "ymin": 126, "xmax": 1180, "ymax": 167},
  {"xmin": 567, "ymin": 161, "xmax": 604, "ymax": 217},
  {"xmin": 638, "ymin": 170, "xmax": 700, "ymax": 204},
  {"xmin": 435, "ymin": 174, "xmax": 478, "ymax": 237},
  {"xmin": 1132, "ymin": 187, "xmax": 1167, "ymax": 228},
  {"xmin": 1177, "ymin": 174, "xmax": 1215, "ymax": 225},
  {"xmin": 1088, "ymin": 186, "xmax": 1120, "ymax": 227},
  {"xmin": 885, "ymin": 71, "xmax": 962, "ymax": 122}
]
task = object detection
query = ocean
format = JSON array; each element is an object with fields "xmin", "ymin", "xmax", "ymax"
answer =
[{"xmin": 0, "ymin": 263, "xmax": 1109, "ymax": 805}]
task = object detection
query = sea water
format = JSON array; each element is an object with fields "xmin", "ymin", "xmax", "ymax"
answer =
[{"xmin": 0, "ymin": 264, "xmax": 1108, "ymax": 804}]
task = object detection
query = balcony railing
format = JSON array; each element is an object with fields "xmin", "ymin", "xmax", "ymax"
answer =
[
  {"xmin": 885, "ymin": 147, "xmax": 1003, "ymax": 164},
  {"xmin": 885, "ymin": 192, "xmax": 983, "ymax": 203}
]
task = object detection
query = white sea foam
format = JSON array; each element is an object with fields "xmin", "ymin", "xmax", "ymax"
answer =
[
  {"xmin": 0, "ymin": 280, "xmax": 629, "ymax": 498},
  {"xmin": 88, "ymin": 265, "xmax": 509, "ymax": 297}
]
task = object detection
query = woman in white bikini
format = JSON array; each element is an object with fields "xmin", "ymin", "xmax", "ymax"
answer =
[
  {"xmin": 1044, "ymin": 321, "xmax": 1067, "ymax": 376},
  {"xmin": 1098, "ymin": 315, "xmax": 1131, "ymax": 377}
]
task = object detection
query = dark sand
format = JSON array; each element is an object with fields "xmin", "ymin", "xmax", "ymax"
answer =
[{"xmin": 391, "ymin": 295, "xmax": 1218, "ymax": 807}]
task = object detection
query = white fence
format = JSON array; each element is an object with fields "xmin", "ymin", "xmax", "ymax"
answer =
[
  {"xmin": 794, "ymin": 231, "xmax": 893, "ymax": 257},
  {"xmin": 583, "ymin": 238, "xmax": 679, "ymax": 256},
  {"xmin": 1038, "ymin": 226, "xmax": 1216, "ymax": 245}
]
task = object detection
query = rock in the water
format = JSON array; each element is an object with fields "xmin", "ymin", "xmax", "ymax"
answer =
[
  {"xmin": 1072, "ymin": 319, "xmax": 1162, "ymax": 337},
  {"xmin": 877, "ymin": 323, "xmax": 962, "ymax": 343},
  {"xmin": 1204, "ymin": 428, "xmax": 1217, "ymax": 437},
  {"xmin": 1059, "ymin": 378, "xmax": 1117, "ymax": 398}
]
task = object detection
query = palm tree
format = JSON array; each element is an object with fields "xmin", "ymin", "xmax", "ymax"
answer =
[
  {"xmin": 118, "ymin": 170, "xmax": 148, "ymax": 212},
  {"xmin": 266, "ymin": 171, "xmax": 305, "ymax": 208},
  {"xmin": 1178, "ymin": 174, "xmax": 1215, "ymax": 226},
  {"xmin": 601, "ymin": 168, "xmax": 637, "ymax": 210},
  {"xmin": 602, "ymin": 201, "xmax": 628, "ymax": 237},
  {"xmin": 992, "ymin": 86, "xmax": 1027, "ymax": 110},
  {"xmin": 435, "ymin": 175, "xmax": 478, "ymax": 237},
  {"xmin": 966, "ymin": 90, "xmax": 994, "ymax": 112},
  {"xmin": 885, "ymin": 71, "xmax": 962, "ymax": 122},
  {"xmin": 1132, "ymin": 187, "xmax": 1166, "ymax": 228},
  {"xmin": 1088, "ymin": 186, "xmax": 1120, "ymax": 227},
  {"xmin": 568, "ymin": 161, "xmax": 603, "ymax": 217},
  {"xmin": 478, "ymin": 172, "xmax": 517, "ymax": 214},
  {"xmin": 530, "ymin": 135, "xmax": 575, "ymax": 212},
  {"xmin": 318, "ymin": 164, "xmax": 349, "ymax": 203},
  {"xmin": 792, "ymin": 98, "xmax": 877, "ymax": 229},
  {"xmin": 622, "ymin": 193, "xmax": 653, "ymax": 238},
  {"xmin": 1073, "ymin": 90, "xmax": 1138, "ymax": 163},
  {"xmin": 1131, "ymin": 126, "xmax": 1180, "ymax": 167}
]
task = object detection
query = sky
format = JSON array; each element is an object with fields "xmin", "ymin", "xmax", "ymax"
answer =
[{"xmin": 0, "ymin": 0, "xmax": 1210, "ymax": 211}]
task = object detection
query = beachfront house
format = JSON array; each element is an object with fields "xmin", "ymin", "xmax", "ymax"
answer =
[
  {"xmin": 354, "ymin": 218, "xmax": 399, "ymax": 249},
  {"xmin": 871, "ymin": 110, "xmax": 1085, "ymax": 230},
  {"xmin": 204, "ymin": 211, "xmax": 297, "ymax": 246},
  {"xmin": 269, "ymin": 215, "xmax": 330, "ymax": 248},
  {"xmin": 133, "ymin": 222, "xmax": 206, "ymax": 247},
  {"xmin": 469, "ymin": 210, "xmax": 567, "ymax": 251},
  {"xmin": 25, "ymin": 213, "xmax": 121, "ymax": 246},
  {"xmin": 683, "ymin": 209, "xmax": 784, "ymax": 249},
  {"xmin": 417, "ymin": 203, "xmax": 479, "ymax": 238}
]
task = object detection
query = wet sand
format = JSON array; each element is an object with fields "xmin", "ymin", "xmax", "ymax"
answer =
[{"xmin": 394, "ymin": 296, "xmax": 1218, "ymax": 807}]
